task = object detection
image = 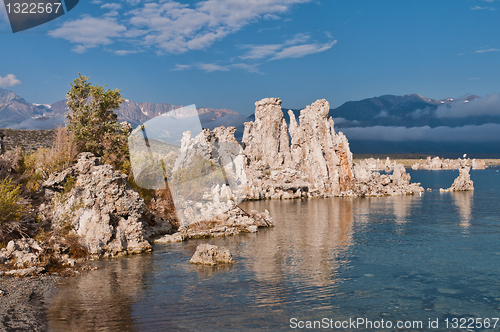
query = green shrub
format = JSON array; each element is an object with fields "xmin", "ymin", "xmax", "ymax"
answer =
[{"xmin": 0, "ymin": 177, "xmax": 28, "ymax": 224}]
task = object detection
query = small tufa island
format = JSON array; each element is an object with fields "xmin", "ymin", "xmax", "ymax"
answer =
[{"xmin": 439, "ymin": 160, "xmax": 475, "ymax": 192}]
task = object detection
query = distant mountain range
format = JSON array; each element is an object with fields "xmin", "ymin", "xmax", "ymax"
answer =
[
  {"xmin": 0, "ymin": 88, "xmax": 241, "ymax": 130},
  {"xmin": 245, "ymin": 93, "xmax": 499, "ymax": 129},
  {"xmin": 2, "ymin": 89, "xmax": 500, "ymax": 156},
  {"xmin": 328, "ymin": 93, "xmax": 500, "ymax": 129}
]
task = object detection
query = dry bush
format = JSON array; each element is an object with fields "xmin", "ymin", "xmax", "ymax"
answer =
[
  {"xmin": 0, "ymin": 148, "xmax": 23, "ymax": 181},
  {"xmin": 143, "ymin": 186, "xmax": 180, "ymax": 229},
  {"xmin": 22, "ymin": 126, "xmax": 77, "ymax": 192}
]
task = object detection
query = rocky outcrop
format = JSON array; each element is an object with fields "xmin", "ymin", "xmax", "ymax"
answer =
[
  {"xmin": 0, "ymin": 238, "xmax": 44, "ymax": 269},
  {"xmin": 189, "ymin": 244, "xmax": 234, "ymax": 265},
  {"xmin": 241, "ymin": 98, "xmax": 423, "ymax": 198},
  {"xmin": 242, "ymin": 98, "xmax": 291, "ymax": 169},
  {"xmin": 154, "ymin": 204, "xmax": 273, "ymax": 243},
  {"xmin": 412, "ymin": 157, "xmax": 486, "ymax": 170},
  {"xmin": 39, "ymin": 153, "xmax": 152, "ymax": 257},
  {"xmin": 440, "ymin": 166, "xmax": 474, "ymax": 192},
  {"xmin": 357, "ymin": 157, "xmax": 396, "ymax": 172},
  {"xmin": 472, "ymin": 159, "xmax": 486, "ymax": 170},
  {"xmin": 350, "ymin": 164, "xmax": 423, "ymax": 196}
]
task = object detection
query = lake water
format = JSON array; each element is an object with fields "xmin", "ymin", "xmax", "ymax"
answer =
[{"xmin": 47, "ymin": 168, "xmax": 500, "ymax": 331}]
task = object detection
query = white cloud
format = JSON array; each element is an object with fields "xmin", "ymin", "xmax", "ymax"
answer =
[
  {"xmin": 409, "ymin": 107, "xmax": 432, "ymax": 119},
  {"xmin": 49, "ymin": 0, "xmax": 316, "ymax": 58},
  {"xmin": 49, "ymin": 16, "xmax": 127, "ymax": 53},
  {"xmin": 269, "ymin": 40, "xmax": 336, "ymax": 60},
  {"xmin": 342, "ymin": 124, "xmax": 500, "ymax": 142},
  {"xmin": 198, "ymin": 63, "xmax": 229, "ymax": 72},
  {"xmin": 239, "ymin": 33, "xmax": 333, "ymax": 61},
  {"xmin": 72, "ymin": 45, "xmax": 88, "ymax": 53},
  {"xmin": 172, "ymin": 64, "xmax": 193, "ymax": 71},
  {"xmin": 333, "ymin": 117, "xmax": 359, "ymax": 126},
  {"xmin": 104, "ymin": 10, "xmax": 120, "ymax": 17},
  {"xmin": 375, "ymin": 110, "xmax": 390, "ymax": 118},
  {"xmin": 471, "ymin": 5, "xmax": 496, "ymax": 10},
  {"xmin": 124, "ymin": 0, "xmax": 142, "ymax": 5},
  {"xmin": 171, "ymin": 62, "xmax": 260, "ymax": 73},
  {"xmin": 50, "ymin": 0, "xmax": 310, "ymax": 53},
  {"xmin": 229, "ymin": 63, "xmax": 261, "ymax": 73},
  {"xmin": 435, "ymin": 93, "xmax": 500, "ymax": 118},
  {"xmin": 0, "ymin": 74, "xmax": 22, "ymax": 87},
  {"xmin": 474, "ymin": 48, "xmax": 500, "ymax": 53},
  {"xmin": 240, "ymin": 44, "xmax": 282, "ymax": 59},
  {"xmin": 263, "ymin": 14, "xmax": 280, "ymax": 20},
  {"xmin": 114, "ymin": 49, "xmax": 141, "ymax": 55},
  {"xmin": 284, "ymin": 33, "xmax": 310, "ymax": 45},
  {"xmin": 126, "ymin": 0, "xmax": 310, "ymax": 53},
  {"xmin": 101, "ymin": 3, "xmax": 122, "ymax": 10}
]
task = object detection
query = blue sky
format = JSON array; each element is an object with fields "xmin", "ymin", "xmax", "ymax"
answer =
[{"xmin": 1, "ymin": 0, "xmax": 500, "ymax": 115}]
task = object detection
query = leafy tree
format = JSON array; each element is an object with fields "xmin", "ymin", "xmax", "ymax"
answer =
[{"xmin": 66, "ymin": 73, "xmax": 130, "ymax": 172}]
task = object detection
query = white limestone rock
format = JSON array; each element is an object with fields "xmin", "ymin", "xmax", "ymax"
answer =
[
  {"xmin": 189, "ymin": 244, "xmax": 234, "ymax": 265},
  {"xmin": 440, "ymin": 166, "xmax": 474, "ymax": 192},
  {"xmin": 40, "ymin": 153, "xmax": 152, "ymax": 257}
]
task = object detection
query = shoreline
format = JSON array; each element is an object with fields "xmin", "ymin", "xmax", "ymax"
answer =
[{"xmin": 0, "ymin": 275, "xmax": 60, "ymax": 331}]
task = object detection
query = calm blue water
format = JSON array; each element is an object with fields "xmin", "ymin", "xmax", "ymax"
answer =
[{"xmin": 48, "ymin": 168, "xmax": 500, "ymax": 331}]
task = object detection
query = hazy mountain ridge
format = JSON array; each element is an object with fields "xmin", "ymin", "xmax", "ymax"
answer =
[
  {"xmin": 0, "ymin": 89, "xmax": 46, "ymax": 128},
  {"xmin": 0, "ymin": 88, "xmax": 240, "ymax": 129}
]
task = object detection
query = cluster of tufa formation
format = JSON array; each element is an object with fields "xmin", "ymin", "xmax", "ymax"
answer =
[
  {"xmin": 241, "ymin": 98, "xmax": 423, "ymax": 198},
  {"xmin": 412, "ymin": 156, "xmax": 486, "ymax": 170},
  {"xmin": 351, "ymin": 163, "xmax": 423, "ymax": 196},
  {"xmin": 357, "ymin": 157, "xmax": 397, "ymax": 172}
]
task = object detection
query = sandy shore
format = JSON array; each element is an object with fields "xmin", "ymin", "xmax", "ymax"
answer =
[{"xmin": 0, "ymin": 275, "xmax": 59, "ymax": 332}]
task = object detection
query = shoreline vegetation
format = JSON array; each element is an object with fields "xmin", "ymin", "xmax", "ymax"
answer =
[{"xmin": 0, "ymin": 75, "xmax": 491, "ymax": 329}]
